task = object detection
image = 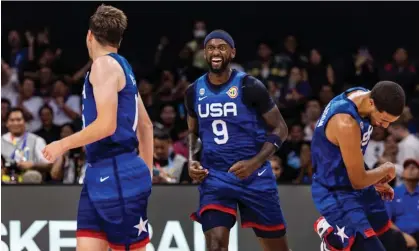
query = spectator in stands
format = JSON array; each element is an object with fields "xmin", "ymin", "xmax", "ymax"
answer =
[
  {"xmin": 50, "ymin": 123, "xmax": 77, "ymax": 184},
  {"xmin": 1, "ymin": 99, "xmax": 11, "ymax": 135},
  {"xmin": 15, "ymin": 77, "xmax": 43, "ymax": 132},
  {"xmin": 35, "ymin": 105, "xmax": 61, "ymax": 144},
  {"xmin": 293, "ymin": 142, "xmax": 313, "ymax": 184},
  {"xmin": 281, "ymin": 67, "xmax": 311, "ymax": 110},
  {"xmin": 387, "ymin": 159, "xmax": 419, "ymax": 250},
  {"xmin": 138, "ymin": 78, "xmax": 156, "ymax": 117},
  {"xmin": 375, "ymin": 134, "xmax": 403, "ymax": 186},
  {"xmin": 269, "ymin": 155, "xmax": 283, "ymax": 183},
  {"xmin": 302, "ymin": 99, "xmax": 322, "ymax": 141},
  {"xmin": 1, "ymin": 60, "xmax": 19, "ymax": 106},
  {"xmin": 152, "ymin": 130, "xmax": 189, "ymax": 184},
  {"xmin": 172, "ymin": 123, "xmax": 189, "ymax": 159},
  {"xmin": 154, "ymin": 36, "xmax": 175, "ymax": 70},
  {"xmin": 381, "ymin": 48, "xmax": 417, "ymax": 102},
  {"xmin": 155, "ymin": 70, "xmax": 175, "ymax": 103},
  {"xmin": 185, "ymin": 20, "xmax": 207, "ymax": 70},
  {"xmin": 266, "ymin": 80, "xmax": 282, "ymax": 107},
  {"xmin": 389, "ymin": 119, "xmax": 419, "ymax": 172},
  {"xmin": 275, "ymin": 35, "xmax": 308, "ymax": 69},
  {"xmin": 318, "ymin": 85, "xmax": 334, "ymax": 108},
  {"xmin": 365, "ymin": 126, "xmax": 387, "ymax": 169},
  {"xmin": 29, "ymin": 66, "xmax": 55, "ymax": 98},
  {"xmin": 246, "ymin": 42, "xmax": 287, "ymax": 85},
  {"xmin": 351, "ymin": 47, "xmax": 378, "ymax": 90},
  {"xmin": 6, "ymin": 30, "xmax": 34, "ymax": 71},
  {"xmin": 174, "ymin": 46, "xmax": 204, "ymax": 83},
  {"xmin": 154, "ymin": 103, "xmax": 182, "ymax": 141},
  {"xmin": 1, "ymin": 108, "xmax": 51, "ymax": 183},
  {"xmin": 278, "ymin": 123, "xmax": 307, "ymax": 182},
  {"xmin": 304, "ymin": 48, "xmax": 334, "ymax": 96},
  {"xmin": 48, "ymin": 78, "xmax": 81, "ymax": 126}
]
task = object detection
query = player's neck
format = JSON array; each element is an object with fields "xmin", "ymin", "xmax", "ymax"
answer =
[
  {"xmin": 208, "ymin": 68, "xmax": 232, "ymax": 85},
  {"xmin": 405, "ymin": 181, "xmax": 418, "ymax": 193},
  {"xmin": 91, "ymin": 46, "xmax": 118, "ymax": 61},
  {"xmin": 351, "ymin": 93, "xmax": 372, "ymax": 118}
]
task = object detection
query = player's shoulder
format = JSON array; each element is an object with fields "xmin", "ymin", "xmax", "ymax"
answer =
[
  {"xmin": 91, "ymin": 55, "xmax": 123, "ymax": 74},
  {"xmin": 241, "ymin": 75, "xmax": 266, "ymax": 90},
  {"xmin": 185, "ymin": 81, "xmax": 197, "ymax": 98},
  {"xmin": 330, "ymin": 113, "xmax": 359, "ymax": 132}
]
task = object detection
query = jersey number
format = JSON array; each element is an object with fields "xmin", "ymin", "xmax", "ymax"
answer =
[{"xmin": 212, "ymin": 120, "xmax": 229, "ymax": 144}]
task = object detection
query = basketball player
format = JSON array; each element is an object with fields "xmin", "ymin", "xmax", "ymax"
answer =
[
  {"xmin": 42, "ymin": 5, "xmax": 153, "ymax": 251},
  {"xmin": 184, "ymin": 30, "xmax": 290, "ymax": 251},
  {"xmin": 311, "ymin": 81, "xmax": 406, "ymax": 250}
]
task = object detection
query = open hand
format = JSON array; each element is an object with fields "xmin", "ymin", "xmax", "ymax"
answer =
[{"xmin": 228, "ymin": 159, "xmax": 261, "ymax": 180}]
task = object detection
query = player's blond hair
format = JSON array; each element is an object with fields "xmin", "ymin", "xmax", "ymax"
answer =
[{"xmin": 89, "ymin": 4, "xmax": 127, "ymax": 48}]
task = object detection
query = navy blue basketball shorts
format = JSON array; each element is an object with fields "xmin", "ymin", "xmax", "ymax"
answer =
[
  {"xmin": 191, "ymin": 165, "xmax": 287, "ymax": 238},
  {"xmin": 312, "ymin": 181, "xmax": 391, "ymax": 250},
  {"xmin": 76, "ymin": 152, "xmax": 152, "ymax": 250}
]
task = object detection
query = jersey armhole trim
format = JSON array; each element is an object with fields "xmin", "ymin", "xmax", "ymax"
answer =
[{"xmin": 322, "ymin": 112, "xmax": 360, "ymax": 148}]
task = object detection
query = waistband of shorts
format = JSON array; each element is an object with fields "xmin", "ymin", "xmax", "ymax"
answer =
[{"xmin": 87, "ymin": 150, "xmax": 138, "ymax": 166}]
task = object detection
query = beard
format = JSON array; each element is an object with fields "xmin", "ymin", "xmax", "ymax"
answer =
[{"xmin": 207, "ymin": 56, "xmax": 231, "ymax": 74}]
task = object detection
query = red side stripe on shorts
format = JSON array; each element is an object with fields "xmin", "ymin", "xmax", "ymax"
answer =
[
  {"xmin": 109, "ymin": 237, "xmax": 150, "ymax": 250},
  {"xmin": 76, "ymin": 229, "xmax": 107, "ymax": 240},
  {"xmin": 199, "ymin": 204, "xmax": 237, "ymax": 217},
  {"xmin": 242, "ymin": 221, "xmax": 285, "ymax": 231},
  {"xmin": 375, "ymin": 220, "xmax": 392, "ymax": 236}
]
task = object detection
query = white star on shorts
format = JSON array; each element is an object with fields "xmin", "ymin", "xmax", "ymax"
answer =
[
  {"xmin": 335, "ymin": 225, "xmax": 349, "ymax": 243},
  {"xmin": 134, "ymin": 217, "xmax": 148, "ymax": 236}
]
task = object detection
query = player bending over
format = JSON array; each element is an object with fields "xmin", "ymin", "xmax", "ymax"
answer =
[
  {"xmin": 311, "ymin": 81, "xmax": 406, "ymax": 251},
  {"xmin": 42, "ymin": 5, "xmax": 153, "ymax": 251},
  {"xmin": 185, "ymin": 30, "xmax": 290, "ymax": 251}
]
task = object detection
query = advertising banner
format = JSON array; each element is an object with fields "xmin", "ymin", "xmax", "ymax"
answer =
[{"xmin": 1, "ymin": 185, "xmax": 320, "ymax": 251}]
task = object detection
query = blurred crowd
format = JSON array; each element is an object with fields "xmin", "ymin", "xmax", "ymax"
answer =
[{"xmin": 1, "ymin": 21, "xmax": 419, "ymax": 187}]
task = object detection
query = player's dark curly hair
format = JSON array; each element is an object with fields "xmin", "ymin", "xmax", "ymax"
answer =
[
  {"xmin": 370, "ymin": 81, "xmax": 405, "ymax": 116},
  {"xmin": 89, "ymin": 4, "xmax": 127, "ymax": 48}
]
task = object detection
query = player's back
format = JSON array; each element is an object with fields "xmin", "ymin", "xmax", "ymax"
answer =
[
  {"xmin": 311, "ymin": 87, "xmax": 373, "ymax": 189},
  {"xmin": 82, "ymin": 53, "xmax": 139, "ymax": 163},
  {"xmin": 192, "ymin": 70, "xmax": 268, "ymax": 172}
]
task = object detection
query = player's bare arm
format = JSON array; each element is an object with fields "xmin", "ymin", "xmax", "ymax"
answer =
[
  {"xmin": 187, "ymin": 115, "xmax": 208, "ymax": 182},
  {"xmin": 136, "ymin": 92, "xmax": 153, "ymax": 176},
  {"xmin": 229, "ymin": 77, "xmax": 288, "ymax": 179},
  {"xmin": 327, "ymin": 114, "xmax": 396, "ymax": 189},
  {"xmin": 184, "ymin": 84, "xmax": 208, "ymax": 182},
  {"xmin": 42, "ymin": 56, "xmax": 121, "ymax": 162}
]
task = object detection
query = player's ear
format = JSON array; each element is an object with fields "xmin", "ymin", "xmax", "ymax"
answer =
[
  {"xmin": 231, "ymin": 48, "xmax": 236, "ymax": 60},
  {"xmin": 87, "ymin": 30, "xmax": 94, "ymax": 42},
  {"xmin": 369, "ymin": 98, "xmax": 375, "ymax": 109}
]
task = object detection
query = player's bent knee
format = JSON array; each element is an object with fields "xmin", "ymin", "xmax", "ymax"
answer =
[
  {"xmin": 77, "ymin": 237, "xmax": 109, "ymax": 251},
  {"xmin": 205, "ymin": 227, "xmax": 230, "ymax": 251},
  {"xmin": 201, "ymin": 210, "xmax": 236, "ymax": 232}
]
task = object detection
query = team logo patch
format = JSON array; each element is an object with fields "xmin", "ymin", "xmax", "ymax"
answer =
[
  {"xmin": 360, "ymin": 121, "xmax": 364, "ymax": 130},
  {"xmin": 227, "ymin": 86, "xmax": 238, "ymax": 99},
  {"xmin": 199, "ymin": 88, "xmax": 205, "ymax": 96}
]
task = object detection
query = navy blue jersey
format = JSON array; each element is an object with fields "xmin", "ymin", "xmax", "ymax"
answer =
[
  {"xmin": 311, "ymin": 87, "xmax": 374, "ymax": 188},
  {"xmin": 185, "ymin": 70, "xmax": 275, "ymax": 172},
  {"xmin": 82, "ymin": 53, "xmax": 139, "ymax": 162}
]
